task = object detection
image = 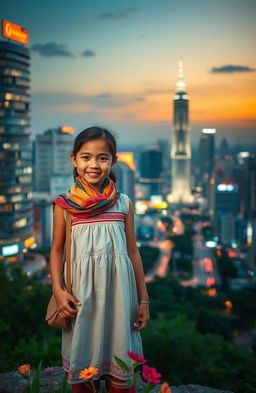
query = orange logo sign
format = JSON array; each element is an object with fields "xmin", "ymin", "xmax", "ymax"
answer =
[{"xmin": 2, "ymin": 20, "xmax": 29, "ymax": 45}]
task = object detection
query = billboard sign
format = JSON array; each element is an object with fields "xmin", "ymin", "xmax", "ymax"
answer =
[{"xmin": 2, "ymin": 20, "xmax": 29, "ymax": 45}]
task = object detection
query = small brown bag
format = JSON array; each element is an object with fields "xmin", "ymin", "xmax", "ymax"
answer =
[{"xmin": 45, "ymin": 211, "xmax": 72, "ymax": 328}]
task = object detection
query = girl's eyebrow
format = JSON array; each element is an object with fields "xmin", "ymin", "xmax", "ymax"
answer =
[{"xmin": 79, "ymin": 151, "xmax": 110, "ymax": 156}]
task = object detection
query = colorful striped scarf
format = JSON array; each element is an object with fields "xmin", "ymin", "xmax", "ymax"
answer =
[{"xmin": 53, "ymin": 176, "xmax": 118, "ymax": 218}]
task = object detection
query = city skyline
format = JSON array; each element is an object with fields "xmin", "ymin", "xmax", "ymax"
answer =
[{"xmin": 1, "ymin": 0, "xmax": 256, "ymax": 147}]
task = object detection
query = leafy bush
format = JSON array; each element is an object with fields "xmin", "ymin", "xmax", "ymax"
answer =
[{"xmin": 140, "ymin": 245, "xmax": 160, "ymax": 274}]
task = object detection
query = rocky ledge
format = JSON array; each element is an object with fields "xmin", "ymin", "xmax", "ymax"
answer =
[{"xmin": 0, "ymin": 368, "xmax": 234, "ymax": 393}]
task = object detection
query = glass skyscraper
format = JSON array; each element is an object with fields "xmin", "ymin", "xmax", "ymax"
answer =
[{"xmin": 0, "ymin": 40, "xmax": 34, "ymax": 265}]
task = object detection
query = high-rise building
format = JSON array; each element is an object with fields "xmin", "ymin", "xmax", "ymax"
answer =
[
  {"xmin": 199, "ymin": 129, "xmax": 216, "ymax": 197},
  {"xmin": 219, "ymin": 137, "xmax": 229, "ymax": 158},
  {"xmin": 35, "ymin": 126, "xmax": 74, "ymax": 194},
  {"xmin": 237, "ymin": 153, "xmax": 256, "ymax": 220},
  {"xmin": 114, "ymin": 161, "xmax": 135, "ymax": 204},
  {"xmin": 237, "ymin": 153, "xmax": 256, "ymax": 270},
  {"xmin": 213, "ymin": 181, "xmax": 240, "ymax": 245},
  {"xmin": 139, "ymin": 147, "xmax": 163, "ymax": 197},
  {"xmin": 169, "ymin": 59, "xmax": 194, "ymax": 203},
  {"xmin": 0, "ymin": 27, "xmax": 35, "ymax": 265}
]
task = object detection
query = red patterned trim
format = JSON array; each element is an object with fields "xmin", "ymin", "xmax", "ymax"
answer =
[
  {"xmin": 63, "ymin": 357, "xmax": 133, "ymax": 383},
  {"xmin": 71, "ymin": 212, "xmax": 126, "ymax": 226}
]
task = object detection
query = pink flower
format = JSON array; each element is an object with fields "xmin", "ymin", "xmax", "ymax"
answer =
[
  {"xmin": 127, "ymin": 351, "xmax": 147, "ymax": 365},
  {"xmin": 142, "ymin": 364, "xmax": 161, "ymax": 384},
  {"xmin": 43, "ymin": 367, "xmax": 55, "ymax": 373}
]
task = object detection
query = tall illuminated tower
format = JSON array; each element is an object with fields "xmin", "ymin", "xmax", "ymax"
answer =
[
  {"xmin": 0, "ymin": 21, "xmax": 35, "ymax": 265},
  {"xmin": 169, "ymin": 59, "xmax": 194, "ymax": 204}
]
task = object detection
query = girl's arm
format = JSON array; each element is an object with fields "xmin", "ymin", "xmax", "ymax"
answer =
[
  {"xmin": 50, "ymin": 204, "xmax": 81, "ymax": 319},
  {"xmin": 125, "ymin": 200, "xmax": 150, "ymax": 331}
]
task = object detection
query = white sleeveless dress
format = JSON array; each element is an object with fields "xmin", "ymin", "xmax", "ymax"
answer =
[{"xmin": 62, "ymin": 193, "xmax": 143, "ymax": 384}]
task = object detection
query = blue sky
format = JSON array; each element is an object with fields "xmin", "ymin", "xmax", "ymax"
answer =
[{"xmin": 1, "ymin": 0, "xmax": 256, "ymax": 147}]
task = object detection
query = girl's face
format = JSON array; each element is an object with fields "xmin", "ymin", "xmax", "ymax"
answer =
[{"xmin": 71, "ymin": 138, "xmax": 116, "ymax": 192}]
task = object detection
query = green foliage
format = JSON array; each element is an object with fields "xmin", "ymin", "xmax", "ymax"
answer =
[
  {"xmin": 139, "ymin": 245, "xmax": 160, "ymax": 274},
  {"xmin": 0, "ymin": 262, "xmax": 61, "ymax": 372},
  {"xmin": 229, "ymin": 288, "xmax": 256, "ymax": 329},
  {"xmin": 215, "ymin": 249, "xmax": 238, "ymax": 290},
  {"xmin": 146, "ymin": 273, "xmax": 254, "ymax": 339},
  {"xmin": 29, "ymin": 361, "xmax": 42, "ymax": 393},
  {"xmin": 114, "ymin": 356, "xmax": 129, "ymax": 372},
  {"xmin": 170, "ymin": 233, "xmax": 193, "ymax": 255},
  {"xmin": 175, "ymin": 257, "xmax": 193, "ymax": 275},
  {"xmin": 141, "ymin": 314, "xmax": 256, "ymax": 393}
]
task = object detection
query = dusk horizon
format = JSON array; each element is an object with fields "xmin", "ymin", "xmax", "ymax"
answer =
[{"xmin": 1, "ymin": 0, "xmax": 256, "ymax": 147}]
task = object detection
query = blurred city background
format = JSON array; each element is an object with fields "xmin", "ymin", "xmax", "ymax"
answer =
[{"xmin": 0, "ymin": 1, "xmax": 256, "ymax": 392}]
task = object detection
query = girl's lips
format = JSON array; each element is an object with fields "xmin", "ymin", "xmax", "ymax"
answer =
[{"xmin": 86, "ymin": 172, "xmax": 101, "ymax": 178}]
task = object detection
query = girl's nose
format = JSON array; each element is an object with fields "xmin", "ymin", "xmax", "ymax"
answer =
[{"xmin": 90, "ymin": 158, "xmax": 99, "ymax": 168}]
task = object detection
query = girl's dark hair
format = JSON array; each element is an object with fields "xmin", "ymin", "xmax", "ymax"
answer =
[{"xmin": 72, "ymin": 126, "xmax": 117, "ymax": 182}]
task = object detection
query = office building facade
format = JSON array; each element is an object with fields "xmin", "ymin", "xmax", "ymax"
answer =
[
  {"xmin": 139, "ymin": 148, "xmax": 163, "ymax": 196},
  {"xmin": 35, "ymin": 126, "xmax": 74, "ymax": 193},
  {"xmin": 114, "ymin": 161, "xmax": 135, "ymax": 204},
  {"xmin": 199, "ymin": 129, "xmax": 216, "ymax": 197},
  {"xmin": 0, "ymin": 40, "xmax": 34, "ymax": 264}
]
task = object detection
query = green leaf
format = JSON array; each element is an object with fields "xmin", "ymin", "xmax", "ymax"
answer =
[
  {"xmin": 114, "ymin": 356, "xmax": 129, "ymax": 372},
  {"xmin": 60, "ymin": 376, "xmax": 69, "ymax": 393},
  {"xmin": 144, "ymin": 383, "xmax": 157, "ymax": 393},
  {"xmin": 30, "ymin": 360, "xmax": 42, "ymax": 393},
  {"xmin": 126, "ymin": 378, "xmax": 133, "ymax": 386}
]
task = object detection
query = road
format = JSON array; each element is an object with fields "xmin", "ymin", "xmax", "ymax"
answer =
[
  {"xmin": 145, "ymin": 239, "xmax": 173, "ymax": 283},
  {"xmin": 144, "ymin": 216, "xmax": 184, "ymax": 282},
  {"xmin": 180, "ymin": 221, "xmax": 221, "ymax": 290}
]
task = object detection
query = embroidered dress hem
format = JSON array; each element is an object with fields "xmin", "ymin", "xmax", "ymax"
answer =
[{"xmin": 63, "ymin": 358, "xmax": 134, "ymax": 384}]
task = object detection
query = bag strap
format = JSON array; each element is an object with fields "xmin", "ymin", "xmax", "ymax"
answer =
[{"xmin": 65, "ymin": 212, "xmax": 72, "ymax": 294}]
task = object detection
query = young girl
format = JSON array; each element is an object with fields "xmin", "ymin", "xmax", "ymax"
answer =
[{"xmin": 50, "ymin": 127, "xmax": 149, "ymax": 393}]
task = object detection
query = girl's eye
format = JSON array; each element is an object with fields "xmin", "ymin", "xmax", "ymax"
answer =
[
  {"xmin": 82, "ymin": 156, "xmax": 90, "ymax": 160},
  {"xmin": 100, "ymin": 157, "xmax": 108, "ymax": 161}
]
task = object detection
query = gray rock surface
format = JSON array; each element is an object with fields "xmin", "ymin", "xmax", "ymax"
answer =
[
  {"xmin": 0, "ymin": 368, "xmax": 235, "ymax": 393},
  {"xmin": 171, "ymin": 386, "xmax": 234, "ymax": 393}
]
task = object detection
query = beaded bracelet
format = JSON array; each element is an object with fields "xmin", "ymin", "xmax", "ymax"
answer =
[{"xmin": 140, "ymin": 300, "xmax": 150, "ymax": 304}]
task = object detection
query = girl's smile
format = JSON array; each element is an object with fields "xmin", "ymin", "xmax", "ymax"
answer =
[{"xmin": 71, "ymin": 139, "xmax": 116, "ymax": 192}]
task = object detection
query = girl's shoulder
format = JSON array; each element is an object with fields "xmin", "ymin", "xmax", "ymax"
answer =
[{"xmin": 117, "ymin": 192, "xmax": 131, "ymax": 215}]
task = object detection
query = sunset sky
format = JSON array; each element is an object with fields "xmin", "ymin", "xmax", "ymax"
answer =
[{"xmin": 1, "ymin": 0, "xmax": 256, "ymax": 147}]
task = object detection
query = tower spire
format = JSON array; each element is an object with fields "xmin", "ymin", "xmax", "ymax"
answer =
[{"xmin": 176, "ymin": 57, "xmax": 186, "ymax": 92}]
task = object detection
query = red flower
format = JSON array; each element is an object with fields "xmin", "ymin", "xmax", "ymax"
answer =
[
  {"xmin": 127, "ymin": 351, "xmax": 147, "ymax": 365},
  {"xmin": 142, "ymin": 364, "xmax": 161, "ymax": 384}
]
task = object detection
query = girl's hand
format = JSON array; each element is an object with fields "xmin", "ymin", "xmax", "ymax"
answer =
[
  {"xmin": 54, "ymin": 288, "xmax": 82, "ymax": 319},
  {"xmin": 132, "ymin": 304, "xmax": 150, "ymax": 331}
]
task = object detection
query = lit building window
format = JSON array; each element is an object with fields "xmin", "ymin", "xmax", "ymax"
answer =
[
  {"xmin": 11, "ymin": 195, "xmax": 22, "ymax": 202},
  {"xmin": 4, "ymin": 68, "xmax": 23, "ymax": 77},
  {"xmin": 18, "ymin": 176, "xmax": 31, "ymax": 183},
  {"xmin": 3, "ymin": 143, "xmax": 20, "ymax": 149},
  {"xmin": 24, "ymin": 236, "xmax": 35, "ymax": 248},
  {"xmin": 23, "ymin": 167, "xmax": 32, "ymax": 174},
  {"xmin": 14, "ymin": 218, "xmax": 27, "ymax": 228},
  {"xmin": 5, "ymin": 93, "xmax": 29, "ymax": 102},
  {"xmin": 3, "ymin": 205, "xmax": 13, "ymax": 211},
  {"xmin": 0, "ymin": 195, "xmax": 7, "ymax": 203},
  {"xmin": 6, "ymin": 186, "xmax": 21, "ymax": 193},
  {"xmin": 2, "ymin": 244, "xmax": 19, "ymax": 256}
]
